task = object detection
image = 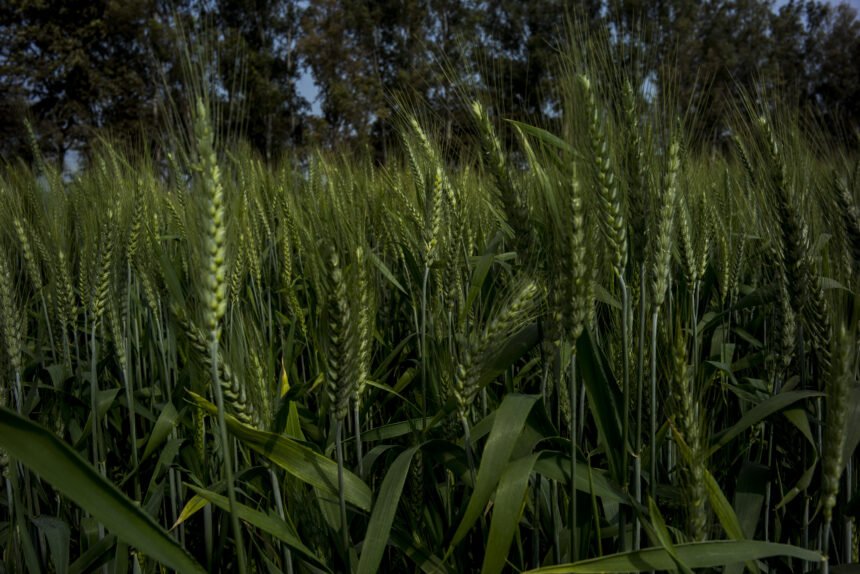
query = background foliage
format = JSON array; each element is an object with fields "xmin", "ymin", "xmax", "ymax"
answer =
[{"xmin": 1, "ymin": 0, "xmax": 859, "ymax": 165}]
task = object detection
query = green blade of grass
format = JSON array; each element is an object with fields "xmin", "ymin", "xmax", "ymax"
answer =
[
  {"xmin": 142, "ymin": 401, "xmax": 180, "ymax": 461},
  {"xmin": 185, "ymin": 484, "xmax": 329, "ymax": 572},
  {"xmin": 524, "ymin": 540, "xmax": 822, "ymax": 573},
  {"xmin": 0, "ymin": 406, "xmax": 205, "ymax": 574},
  {"xmin": 190, "ymin": 391, "xmax": 372, "ymax": 511},
  {"xmin": 481, "ymin": 453, "xmax": 540, "ymax": 574},
  {"xmin": 708, "ymin": 390, "xmax": 822, "ymax": 455},
  {"xmin": 533, "ymin": 453, "xmax": 627, "ymax": 504},
  {"xmin": 646, "ymin": 496, "xmax": 693, "ymax": 574},
  {"xmin": 449, "ymin": 393, "xmax": 540, "ymax": 552},
  {"xmin": 357, "ymin": 445, "xmax": 421, "ymax": 574},
  {"xmin": 504, "ymin": 119, "xmax": 576, "ymax": 154},
  {"xmin": 68, "ymin": 534, "xmax": 117, "ymax": 574},
  {"xmin": 577, "ymin": 329, "xmax": 624, "ymax": 482}
]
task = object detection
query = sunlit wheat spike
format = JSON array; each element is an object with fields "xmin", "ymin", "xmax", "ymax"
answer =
[
  {"xmin": 230, "ymin": 233, "xmax": 247, "ymax": 308},
  {"xmin": 623, "ymin": 78, "xmax": 649, "ymax": 263},
  {"xmin": 196, "ymin": 98, "xmax": 228, "ymax": 342},
  {"xmin": 127, "ymin": 180, "xmax": 146, "ymax": 262},
  {"xmin": 560, "ymin": 162, "xmax": 591, "ymax": 344},
  {"xmin": 93, "ymin": 212, "xmax": 115, "ymax": 323},
  {"xmin": 424, "ymin": 164, "xmax": 445, "ymax": 265},
  {"xmin": 279, "ymin": 225, "xmax": 307, "ymax": 338},
  {"xmin": 677, "ymin": 193, "xmax": 697, "ymax": 289},
  {"xmin": 728, "ymin": 231, "xmax": 746, "ymax": 304},
  {"xmin": 651, "ymin": 138, "xmax": 679, "ymax": 309},
  {"xmin": 13, "ymin": 217, "xmax": 42, "ymax": 292},
  {"xmin": 580, "ymin": 73, "xmax": 628, "ymax": 277},
  {"xmin": 354, "ymin": 245, "xmax": 373, "ymax": 405},
  {"xmin": 759, "ymin": 115, "xmax": 832, "ymax": 377}
]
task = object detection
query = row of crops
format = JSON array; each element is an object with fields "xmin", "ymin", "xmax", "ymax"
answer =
[{"xmin": 0, "ymin": 38, "xmax": 858, "ymax": 573}]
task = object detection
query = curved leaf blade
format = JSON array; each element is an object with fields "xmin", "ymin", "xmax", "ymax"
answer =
[
  {"xmin": 358, "ymin": 445, "xmax": 421, "ymax": 574},
  {"xmin": 709, "ymin": 390, "xmax": 821, "ymax": 455},
  {"xmin": 577, "ymin": 329, "xmax": 624, "ymax": 481},
  {"xmin": 449, "ymin": 394, "xmax": 540, "ymax": 551},
  {"xmin": 0, "ymin": 406, "xmax": 205, "ymax": 574},
  {"xmin": 481, "ymin": 453, "xmax": 540, "ymax": 574},
  {"xmin": 186, "ymin": 485, "xmax": 328, "ymax": 571},
  {"xmin": 525, "ymin": 540, "xmax": 822, "ymax": 573},
  {"xmin": 190, "ymin": 392, "xmax": 372, "ymax": 511}
]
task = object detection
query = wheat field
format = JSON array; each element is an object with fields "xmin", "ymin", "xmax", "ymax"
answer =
[{"xmin": 0, "ymin": 37, "xmax": 858, "ymax": 574}]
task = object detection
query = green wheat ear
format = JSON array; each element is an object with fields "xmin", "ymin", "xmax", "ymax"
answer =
[
  {"xmin": 580, "ymin": 73, "xmax": 627, "ymax": 277},
  {"xmin": 651, "ymin": 138, "xmax": 679, "ymax": 309},
  {"xmin": 455, "ymin": 280, "xmax": 538, "ymax": 418},
  {"xmin": 822, "ymin": 323, "xmax": 853, "ymax": 524},
  {"xmin": 194, "ymin": 95, "xmax": 247, "ymax": 572},
  {"xmin": 325, "ymin": 246, "xmax": 355, "ymax": 422},
  {"xmin": 470, "ymin": 100, "xmax": 532, "ymax": 259},
  {"xmin": 196, "ymin": 97, "xmax": 228, "ymax": 342},
  {"xmin": 671, "ymin": 323, "xmax": 707, "ymax": 542},
  {"xmin": 0, "ymin": 248, "xmax": 23, "ymax": 380}
]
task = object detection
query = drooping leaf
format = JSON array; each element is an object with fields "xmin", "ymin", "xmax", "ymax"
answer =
[
  {"xmin": 390, "ymin": 529, "xmax": 449, "ymax": 573},
  {"xmin": 0, "ymin": 406, "xmax": 205, "ymax": 574},
  {"xmin": 504, "ymin": 119, "xmax": 576, "ymax": 154},
  {"xmin": 525, "ymin": 540, "xmax": 822, "ymax": 573},
  {"xmin": 68, "ymin": 534, "xmax": 116, "ymax": 574},
  {"xmin": 533, "ymin": 453, "xmax": 627, "ymax": 504},
  {"xmin": 577, "ymin": 329, "xmax": 624, "ymax": 482},
  {"xmin": 368, "ymin": 249, "xmax": 407, "ymax": 294},
  {"xmin": 78, "ymin": 388, "xmax": 121, "ymax": 443},
  {"xmin": 647, "ymin": 496, "xmax": 693, "ymax": 574},
  {"xmin": 709, "ymin": 390, "xmax": 821, "ymax": 456},
  {"xmin": 33, "ymin": 516, "xmax": 71, "ymax": 574},
  {"xmin": 783, "ymin": 408, "xmax": 815, "ymax": 448},
  {"xmin": 361, "ymin": 418, "xmax": 431, "ymax": 442},
  {"xmin": 189, "ymin": 392, "xmax": 372, "ymax": 511},
  {"xmin": 173, "ymin": 493, "xmax": 209, "ymax": 531},
  {"xmin": 776, "ymin": 459, "xmax": 818, "ymax": 510},
  {"xmin": 142, "ymin": 401, "xmax": 180, "ymax": 461},
  {"xmin": 726, "ymin": 463, "xmax": 769, "ymax": 574},
  {"xmin": 186, "ymin": 484, "xmax": 328, "ymax": 571}
]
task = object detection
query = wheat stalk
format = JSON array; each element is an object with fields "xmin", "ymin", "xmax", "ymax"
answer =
[
  {"xmin": 471, "ymin": 100, "xmax": 532, "ymax": 259},
  {"xmin": 671, "ymin": 324, "xmax": 707, "ymax": 541},
  {"xmin": 195, "ymin": 97, "xmax": 247, "ymax": 573},
  {"xmin": 821, "ymin": 323, "xmax": 854, "ymax": 567}
]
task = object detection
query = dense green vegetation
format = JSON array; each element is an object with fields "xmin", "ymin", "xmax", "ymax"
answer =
[{"xmin": 1, "ymin": 31, "xmax": 859, "ymax": 574}]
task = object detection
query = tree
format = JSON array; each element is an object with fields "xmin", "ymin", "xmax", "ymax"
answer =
[
  {"xmin": 0, "ymin": 0, "xmax": 164, "ymax": 166},
  {"xmin": 0, "ymin": 85, "xmax": 29, "ymax": 162},
  {"xmin": 476, "ymin": 0, "xmax": 596, "ymax": 122},
  {"xmin": 299, "ymin": 0, "xmax": 439, "ymax": 154},
  {"xmin": 804, "ymin": 2, "xmax": 860, "ymax": 134},
  {"xmin": 212, "ymin": 0, "xmax": 307, "ymax": 159}
]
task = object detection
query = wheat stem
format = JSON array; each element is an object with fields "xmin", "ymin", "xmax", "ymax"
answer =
[
  {"xmin": 569, "ymin": 353, "xmax": 578, "ymax": 562},
  {"xmin": 196, "ymin": 97, "xmax": 247, "ymax": 573}
]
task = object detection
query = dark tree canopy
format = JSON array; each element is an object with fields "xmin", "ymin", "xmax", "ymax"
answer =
[
  {"xmin": 1, "ymin": 0, "xmax": 858, "ymax": 164},
  {"xmin": 211, "ymin": 0, "xmax": 306, "ymax": 159},
  {"xmin": 0, "ymin": 0, "xmax": 162, "ymax": 164}
]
